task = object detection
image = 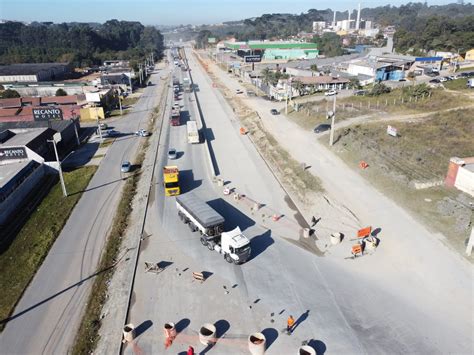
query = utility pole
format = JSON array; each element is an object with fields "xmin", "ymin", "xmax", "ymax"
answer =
[
  {"xmin": 96, "ymin": 107, "xmax": 103, "ymax": 141},
  {"xmin": 329, "ymin": 93, "xmax": 337, "ymax": 146},
  {"xmin": 48, "ymin": 133, "xmax": 67, "ymax": 197}
]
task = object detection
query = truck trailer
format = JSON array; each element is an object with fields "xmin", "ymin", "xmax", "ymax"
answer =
[
  {"xmin": 186, "ymin": 120, "xmax": 200, "ymax": 144},
  {"xmin": 183, "ymin": 77, "xmax": 192, "ymax": 93},
  {"xmin": 176, "ymin": 193, "xmax": 251, "ymax": 264}
]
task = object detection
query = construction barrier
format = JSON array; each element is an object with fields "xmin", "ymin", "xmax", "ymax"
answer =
[
  {"xmin": 352, "ymin": 244, "xmax": 363, "ymax": 256},
  {"xmin": 357, "ymin": 226, "xmax": 372, "ymax": 238},
  {"xmin": 192, "ymin": 271, "xmax": 205, "ymax": 282},
  {"xmin": 359, "ymin": 161, "xmax": 369, "ymax": 169}
]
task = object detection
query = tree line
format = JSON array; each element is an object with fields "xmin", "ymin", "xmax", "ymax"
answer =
[{"xmin": 0, "ymin": 20, "xmax": 164, "ymax": 67}]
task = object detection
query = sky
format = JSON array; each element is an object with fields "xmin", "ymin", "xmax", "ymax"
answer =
[{"xmin": 0, "ymin": 0, "xmax": 460, "ymax": 26}]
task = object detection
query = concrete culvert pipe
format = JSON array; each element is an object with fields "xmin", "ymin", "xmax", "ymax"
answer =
[
  {"xmin": 298, "ymin": 345, "xmax": 316, "ymax": 355},
  {"xmin": 123, "ymin": 324, "xmax": 135, "ymax": 343},
  {"xmin": 331, "ymin": 232, "xmax": 342, "ymax": 245},
  {"xmin": 248, "ymin": 332, "xmax": 266, "ymax": 355},
  {"xmin": 164, "ymin": 322, "xmax": 176, "ymax": 338},
  {"xmin": 199, "ymin": 323, "xmax": 216, "ymax": 345}
]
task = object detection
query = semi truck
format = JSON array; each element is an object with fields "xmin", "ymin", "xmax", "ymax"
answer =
[
  {"xmin": 170, "ymin": 107, "xmax": 180, "ymax": 126},
  {"xmin": 183, "ymin": 77, "xmax": 192, "ymax": 93},
  {"xmin": 186, "ymin": 120, "xmax": 200, "ymax": 144},
  {"xmin": 176, "ymin": 193, "xmax": 251, "ymax": 264},
  {"xmin": 163, "ymin": 166, "xmax": 180, "ymax": 196}
]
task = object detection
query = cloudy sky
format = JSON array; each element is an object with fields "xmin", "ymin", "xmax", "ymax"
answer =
[{"xmin": 1, "ymin": 0, "xmax": 458, "ymax": 25}]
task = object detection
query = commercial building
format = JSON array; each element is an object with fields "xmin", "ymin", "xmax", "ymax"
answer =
[
  {"xmin": 293, "ymin": 75, "xmax": 350, "ymax": 92},
  {"xmin": 0, "ymin": 63, "xmax": 71, "ymax": 83},
  {"xmin": 224, "ymin": 41, "xmax": 319, "ymax": 61},
  {"xmin": 445, "ymin": 157, "xmax": 474, "ymax": 197},
  {"xmin": 347, "ymin": 55, "xmax": 414, "ymax": 82}
]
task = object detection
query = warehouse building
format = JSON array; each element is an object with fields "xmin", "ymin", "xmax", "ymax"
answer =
[{"xmin": 0, "ymin": 63, "xmax": 72, "ymax": 83}]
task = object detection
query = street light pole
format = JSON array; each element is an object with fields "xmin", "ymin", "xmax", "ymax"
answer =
[
  {"xmin": 48, "ymin": 138, "xmax": 67, "ymax": 197},
  {"xmin": 329, "ymin": 93, "xmax": 337, "ymax": 146}
]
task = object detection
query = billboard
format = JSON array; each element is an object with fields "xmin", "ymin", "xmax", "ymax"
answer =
[
  {"xmin": 244, "ymin": 55, "xmax": 262, "ymax": 63},
  {"xmin": 32, "ymin": 107, "xmax": 63, "ymax": 121},
  {"xmin": 85, "ymin": 92, "xmax": 102, "ymax": 103},
  {"xmin": 208, "ymin": 37, "xmax": 216, "ymax": 43},
  {"xmin": 0, "ymin": 147, "xmax": 27, "ymax": 161}
]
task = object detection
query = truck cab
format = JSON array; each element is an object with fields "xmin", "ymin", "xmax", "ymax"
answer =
[{"xmin": 217, "ymin": 227, "xmax": 251, "ymax": 264}]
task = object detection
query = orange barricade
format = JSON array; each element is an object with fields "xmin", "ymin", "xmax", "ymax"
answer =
[
  {"xmin": 357, "ymin": 226, "xmax": 372, "ymax": 238},
  {"xmin": 359, "ymin": 161, "xmax": 369, "ymax": 169},
  {"xmin": 240, "ymin": 127, "xmax": 248, "ymax": 135},
  {"xmin": 352, "ymin": 244, "xmax": 363, "ymax": 255}
]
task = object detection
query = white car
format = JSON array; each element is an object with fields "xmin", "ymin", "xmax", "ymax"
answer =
[
  {"xmin": 324, "ymin": 90, "xmax": 338, "ymax": 96},
  {"xmin": 135, "ymin": 129, "xmax": 150, "ymax": 137},
  {"xmin": 168, "ymin": 148, "xmax": 177, "ymax": 160}
]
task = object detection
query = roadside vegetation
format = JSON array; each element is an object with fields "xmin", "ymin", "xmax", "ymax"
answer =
[
  {"xmin": 444, "ymin": 78, "xmax": 470, "ymax": 91},
  {"xmin": 326, "ymin": 109, "xmax": 474, "ymax": 257},
  {"xmin": 0, "ymin": 166, "xmax": 97, "ymax": 331}
]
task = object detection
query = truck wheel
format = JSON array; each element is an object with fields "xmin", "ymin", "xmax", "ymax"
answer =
[
  {"xmin": 200, "ymin": 237, "xmax": 208, "ymax": 246},
  {"xmin": 178, "ymin": 211, "xmax": 184, "ymax": 221},
  {"xmin": 224, "ymin": 254, "xmax": 233, "ymax": 263},
  {"xmin": 189, "ymin": 222, "xmax": 196, "ymax": 232}
]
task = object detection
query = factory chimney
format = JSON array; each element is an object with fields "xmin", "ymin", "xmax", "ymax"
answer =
[
  {"xmin": 356, "ymin": 3, "xmax": 361, "ymax": 30},
  {"xmin": 333, "ymin": 10, "xmax": 336, "ymax": 26}
]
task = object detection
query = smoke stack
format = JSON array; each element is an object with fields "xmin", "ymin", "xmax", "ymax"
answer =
[
  {"xmin": 333, "ymin": 10, "xmax": 336, "ymax": 26},
  {"xmin": 356, "ymin": 3, "xmax": 361, "ymax": 30},
  {"xmin": 348, "ymin": 9, "xmax": 351, "ymax": 22}
]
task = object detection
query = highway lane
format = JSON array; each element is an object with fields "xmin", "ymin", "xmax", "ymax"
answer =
[
  {"xmin": 123, "ymin": 45, "xmax": 472, "ymax": 355},
  {"xmin": 0, "ymin": 69, "xmax": 165, "ymax": 354}
]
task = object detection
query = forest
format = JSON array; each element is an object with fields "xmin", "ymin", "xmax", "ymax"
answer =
[
  {"xmin": 192, "ymin": 3, "xmax": 474, "ymax": 55},
  {"xmin": 0, "ymin": 20, "xmax": 164, "ymax": 67}
]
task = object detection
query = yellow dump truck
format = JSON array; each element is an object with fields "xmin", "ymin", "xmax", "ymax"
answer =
[{"xmin": 163, "ymin": 166, "xmax": 180, "ymax": 196}]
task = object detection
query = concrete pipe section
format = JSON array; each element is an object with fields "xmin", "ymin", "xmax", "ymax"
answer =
[
  {"xmin": 199, "ymin": 323, "xmax": 216, "ymax": 346},
  {"xmin": 122, "ymin": 324, "xmax": 135, "ymax": 343},
  {"xmin": 163, "ymin": 322, "xmax": 176, "ymax": 339},
  {"xmin": 248, "ymin": 332, "xmax": 266, "ymax": 355},
  {"xmin": 298, "ymin": 345, "xmax": 316, "ymax": 355}
]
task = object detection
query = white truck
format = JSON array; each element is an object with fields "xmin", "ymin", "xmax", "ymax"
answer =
[
  {"xmin": 186, "ymin": 120, "xmax": 200, "ymax": 144},
  {"xmin": 176, "ymin": 193, "xmax": 251, "ymax": 264}
]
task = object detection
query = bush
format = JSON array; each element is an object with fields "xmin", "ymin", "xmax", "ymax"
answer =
[
  {"xmin": 55, "ymin": 88, "xmax": 67, "ymax": 96},
  {"xmin": 369, "ymin": 83, "xmax": 391, "ymax": 96},
  {"xmin": 0, "ymin": 89, "xmax": 20, "ymax": 98}
]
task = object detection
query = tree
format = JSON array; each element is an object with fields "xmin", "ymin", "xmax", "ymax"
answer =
[
  {"xmin": 369, "ymin": 83, "xmax": 391, "ymax": 96},
  {"xmin": 349, "ymin": 78, "xmax": 361, "ymax": 89},
  {"xmin": 55, "ymin": 88, "xmax": 67, "ymax": 96},
  {"xmin": 261, "ymin": 67, "xmax": 273, "ymax": 85},
  {"xmin": 0, "ymin": 89, "xmax": 20, "ymax": 98},
  {"xmin": 310, "ymin": 64, "xmax": 318, "ymax": 73},
  {"xmin": 292, "ymin": 80, "xmax": 305, "ymax": 96}
]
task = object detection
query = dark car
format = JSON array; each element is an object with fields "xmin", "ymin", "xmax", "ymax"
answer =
[
  {"xmin": 270, "ymin": 109, "xmax": 279, "ymax": 115},
  {"xmin": 313, "ymin": 124, "xmax": 331, "ymax": 133},
  {"xmin": 429, "ymin": 78, "xmax": 440, "ymax": 83}
]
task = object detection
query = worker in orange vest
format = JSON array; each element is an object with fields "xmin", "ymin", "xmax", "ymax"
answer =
[
  {"xmin": 287, "ymin": 315, "xmax": 295, "ymax": 334},
  {"xmin": 187, "ymin": 345, "xmax": 195, "ymax": 355}
]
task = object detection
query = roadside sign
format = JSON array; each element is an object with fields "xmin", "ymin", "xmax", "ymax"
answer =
[
  {"xmin": 32, "ymin": 107, "xmax": 63, "ymax": 121},
  {"xmin": 244, "ymin": 55, "xmax": 262, "ymax": 63},
  {"xmin": 387, "ymin": 125, "xmax": 398, "ymax": 137}
]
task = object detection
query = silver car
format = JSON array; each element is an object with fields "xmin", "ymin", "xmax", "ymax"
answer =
[
  {"xmin": 168, "ymin": 148, "xmax": 177, "ymax": 160},
  {"xmin": 121, "ymin": 161, "xmax": 131, "ymax": 173}
]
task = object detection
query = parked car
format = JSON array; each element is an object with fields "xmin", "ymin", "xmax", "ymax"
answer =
[
  {"xmin": 429, "ymin": 78, "xmax": 440, "ymax": 83},
  {"xmin": 439, "ymin": 77, "xmax": 447, "ymax": 82},
  {"xmin": 168, "ymin": 148, "xmax": 177, "ymax": 160},
  {"xmin": 353, "ymin": 90, "xmax": 367, "ymax": 96},
  {"xmin": 121, "ymin": 161, "xmax": 131, "ymax": 173},
  {"xmin": 236, "ymin": 89, "xmax": 243, "ymax": 94},
  {"xmin": 270, "ymin": 109, "xmax": 279, "ymax": 115},
  {"xmin": 324, "ymin": 90, "xmax": 337, "ymax": 96},
  {"xmin": 313, "ymin": 124, "xmax": 331, "ymax": 133}
]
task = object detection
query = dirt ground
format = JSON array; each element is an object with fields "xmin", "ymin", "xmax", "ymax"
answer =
[{"xmin": 328, "ymin": 109, "xmax": 474, "ymax": 257}]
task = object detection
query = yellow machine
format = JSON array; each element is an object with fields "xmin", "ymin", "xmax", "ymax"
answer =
[{"xmin": 163, "ymin": 166, "xmax": 180, "ymax": 196}]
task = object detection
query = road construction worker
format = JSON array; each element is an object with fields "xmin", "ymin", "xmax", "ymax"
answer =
[
  {"xmin": 287, "ymin": 315, "xmax": 295, "ymax": 333},
  {"xmin": 187, "ymin": 345, "xmax": 195, "ymax": 355}
]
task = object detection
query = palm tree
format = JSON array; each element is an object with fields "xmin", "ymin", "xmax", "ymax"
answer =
[
  {"xmin": 261, "ymin": 67, "xmax": 273, "ymax": 85},
  {"xmin": 292, "ymin": 80, "xmax": 305, "ymax": 96}
]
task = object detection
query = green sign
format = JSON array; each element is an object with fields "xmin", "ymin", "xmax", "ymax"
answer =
[{"xmin": 208, "ymin": 37, "xmax": 216, "ymax": 43}]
